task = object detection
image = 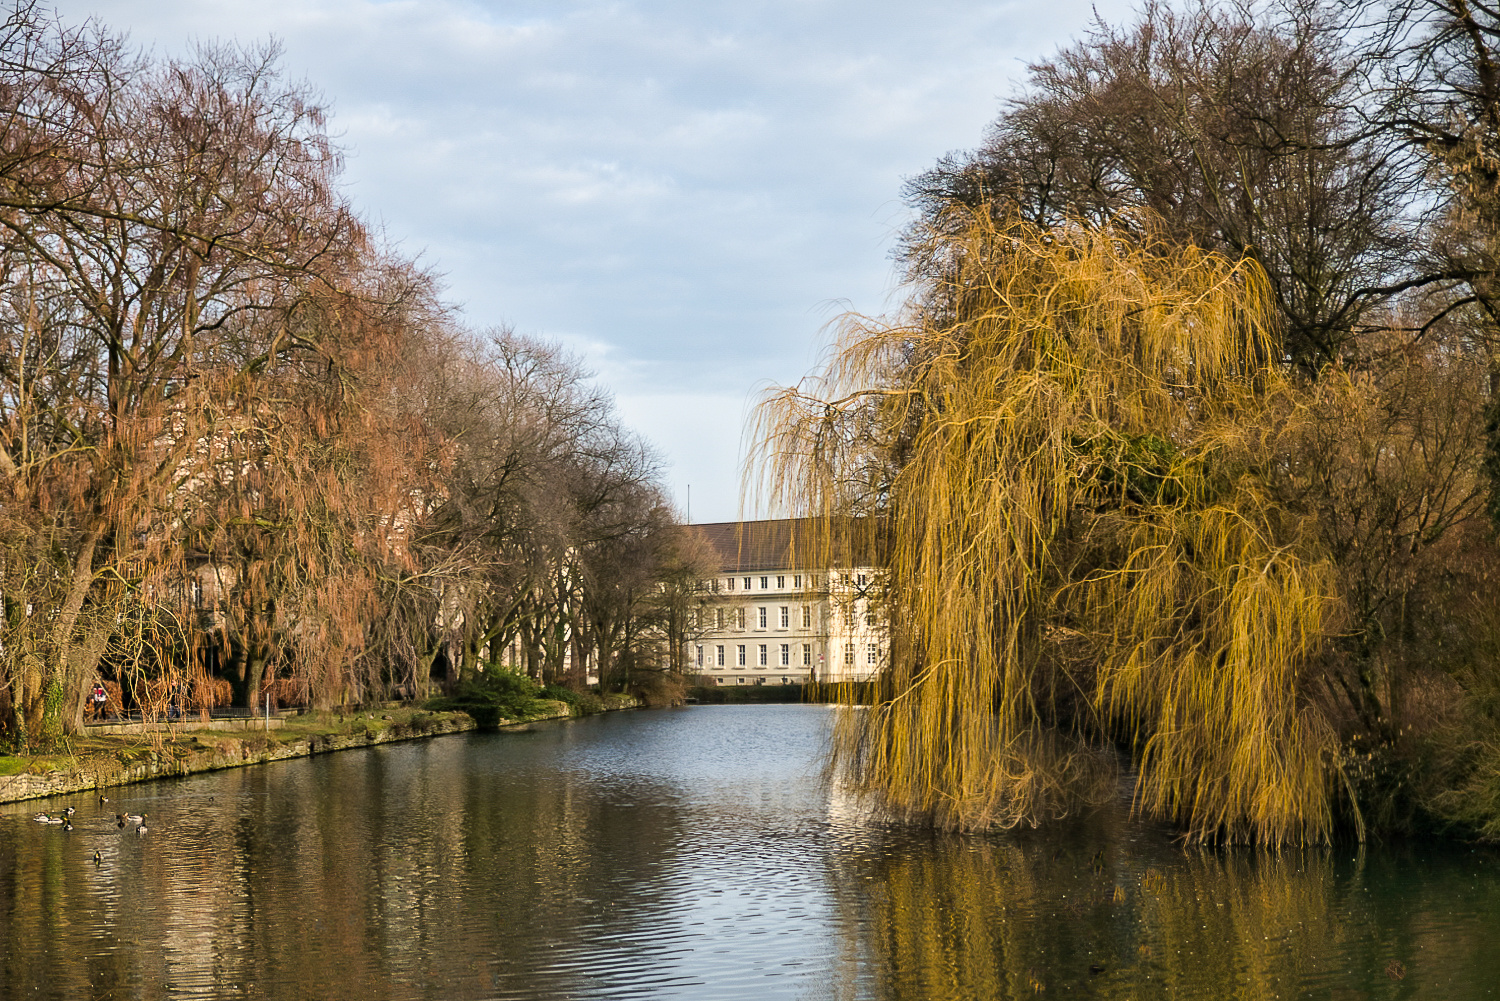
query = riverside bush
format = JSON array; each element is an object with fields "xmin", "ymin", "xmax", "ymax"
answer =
[
  {"xmin": 429, "ymin": 671, "xmax": 547, "ymax": 728},
  {"xmin": 539, "ymin": 686, "xmax": 606, "ymax": 715}
]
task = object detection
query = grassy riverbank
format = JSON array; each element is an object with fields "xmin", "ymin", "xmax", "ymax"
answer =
[{"xmin": 0, "ymin": 695, "xmax": 642, "ymax": 806}]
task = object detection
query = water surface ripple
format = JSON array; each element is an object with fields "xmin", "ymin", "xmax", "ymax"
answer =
[{"xmin": 1, "ymin": 705, "xmax": 1497, "ymax": 999}]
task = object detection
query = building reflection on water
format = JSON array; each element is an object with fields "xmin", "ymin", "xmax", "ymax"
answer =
[{"xmin": 1, "ymin": 706, "xmax": 1497, "ymax": 1000}]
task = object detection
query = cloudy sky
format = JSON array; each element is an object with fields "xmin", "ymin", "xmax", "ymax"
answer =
[{"xmin": 61, "ymin": 0, "xmax": 1134, "ymax": 522}]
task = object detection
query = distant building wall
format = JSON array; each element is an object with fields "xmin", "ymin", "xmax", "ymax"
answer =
[{"xmin": 686, "ymin": 520, "xmax": 883, "ymax": 686}]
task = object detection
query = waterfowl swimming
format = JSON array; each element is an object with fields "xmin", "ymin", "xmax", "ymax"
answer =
[
  {"xmin": 123, "ymin": 812, "xmax": 145, "ymax": 824},
  {"xmin": 115, "ymin": 815, "xmax": 126, "ymax": 830},
  {"xmin": 32, "ymin": 813, "xmax": 52, "ymax": 823},
  {"xmin": 136, "ymin": 823, "xmax": 147, "ymax": 835},
  {"xmin": 92, "ymin": 850, "xmax": 102, "ymax": 865},
  {"xmin": 63, "ymin": 806, "xmax": 75, "ymax": 817},
  {"xmin": 61, "ymin": 819, "xmax": 72, "ymax": 832},
  {"xmin": 98, "ymin": 794, "xmax": 108, "ymax": 805}
]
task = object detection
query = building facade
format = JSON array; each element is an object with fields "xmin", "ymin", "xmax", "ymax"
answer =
[{"xmin": 687, "ymin": 520, "xmax": 883, "ymax": 686}]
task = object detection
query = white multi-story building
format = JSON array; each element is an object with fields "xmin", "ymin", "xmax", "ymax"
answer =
[{"xmin": 687, "ymin": 519, "xmax": 884, "ymax": 686}]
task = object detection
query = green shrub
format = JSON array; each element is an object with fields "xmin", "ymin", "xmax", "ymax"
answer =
[
  {"xmin": 572, "ymin": 691, "xmax": 607, "ymax": 715},
  {"xmin": 539, "ymin": 684, "xmax": 576, "ymax": 705},
  {"xmin": 540, "ymin": 685, "xmax": 606, "ymax": 715},
  {"xmin": 1419, "ymin": 668, "xmax": 1500, "ymax": 840},
  {"xmin": 428, "ymin": 670, "xmax": 546, "ymax": 728}
]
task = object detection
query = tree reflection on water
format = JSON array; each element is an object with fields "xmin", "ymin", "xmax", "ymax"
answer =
[
  {"xmin": 1, "ymin": 708, "xmax": 1498, "ymax": 1000},
  {"xmin": 822, "ymin": 799, "xmax": 1500, "ymax": 999}
]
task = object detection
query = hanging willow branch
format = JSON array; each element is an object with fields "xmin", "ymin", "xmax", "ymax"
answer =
[{"xmin": 752, "ymin": 208, "xmax": 1343, "ymax": 845}]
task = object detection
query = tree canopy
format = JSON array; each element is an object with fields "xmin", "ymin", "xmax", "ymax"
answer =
[
  {"xmin": 757, "ymin": 0, "xmax": 1500, "ymax": 843},
  {"xmin": 0, "ymin": 3, "xmax": 700, "ymax": 749}
]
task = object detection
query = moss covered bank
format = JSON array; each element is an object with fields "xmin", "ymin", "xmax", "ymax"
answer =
[{"xmin": 0, "ymin": 696, "xmax": 641, "ymax": 806}]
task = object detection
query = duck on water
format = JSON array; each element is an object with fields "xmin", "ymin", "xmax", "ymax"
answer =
[{"xmin": 32, "ymin": 807, "xmax": 75, "ymax": 824}]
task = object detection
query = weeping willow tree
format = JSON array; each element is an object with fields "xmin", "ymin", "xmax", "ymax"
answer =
[{"xmin": 754, "ymin": 210, "xmax": 1345, "ymax": 845}]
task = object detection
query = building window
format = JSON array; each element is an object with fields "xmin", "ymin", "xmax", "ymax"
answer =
[
  {"xmin": 716, "ymin": 608, "xmax": 725, "ymax": 629},
  {"xmin": 779, "ymin": 606, "xmax": 789, "ymax": 628},
  {"xmin": 780, "ymin": 643, "xmax": 790, "ymax": 666},
  {"xmin": 865, "ymin": 610, "xmax": 876, "ymax": 627},
  {"xmin": 737, "ymin": 644, "xmax": 746, "ymax": 666},
  {"xmin": 696, "ymin": 645, "xmax": 703, "ymax": 667},
  {"xmin": 867, "ymin": 643, "xmax": 879, "ymax": 664},
  {"xmin": 760, "ymin": 576, "xmax": 769, "ymax": 589},
  {"xmin": 736, "ymin": 607, "xmax": 745, "ymax": 629},
  {"xmin": 794, "ymin": 574, "xmax": 802, "ymax": 588},
  {"xmin": 777, "ymin": 575, "xmax": 785, "ymax": 588},
  {"xmin": 716, "ymin": 645, "xmax": 724, "ymax": 666},
  {"xmin": 744, "ymin": 577, "xmax": 751, "ymax": 590},
  {"xmin": 857, "ymin": 573, "xmax": 867, "ymax": 587},
  {"xmin": 726, "ymin": 577, "xmax": 734, "ymax": 590},
  {"xmin": 802, "ymin": 644, "xmax": 811, "ymax": 666},
  {"xmin": 802, "ymin": 605, "xmax": 811, "ymax": 628},
  {"xmin": 844, "ymin": 643, "xmax": 855, "ymax": 665},
  {"xmin": 758, "ymin": 644, "xmax": 767, "ymax": 666},
  {"xmin": 758, "ymin": 607, "xmax": 767, "ymax": 628}
]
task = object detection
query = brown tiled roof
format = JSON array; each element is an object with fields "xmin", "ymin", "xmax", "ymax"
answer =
[{"xmin": 690, "ymin": 518, "xmax": 875, "ymax": 573}]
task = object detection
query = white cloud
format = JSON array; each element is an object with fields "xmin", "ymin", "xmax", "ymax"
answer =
[{"xmin": 64, "ymin": 0, "xmax": 1137, "ymax": 520}]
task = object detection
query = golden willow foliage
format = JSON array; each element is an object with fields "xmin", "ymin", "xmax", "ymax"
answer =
[
  {"xmin": 754, "ymin": 210, "xmax": 1342, "ymax": 844},
  {"xmin": 821, "ymin": 824, "xmax": 1487, "ymax": 999}
]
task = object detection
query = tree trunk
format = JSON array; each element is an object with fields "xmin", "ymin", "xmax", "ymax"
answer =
[
  {"xmin": 37, "ymin": 526, "xmax": 104, "ymax": 745},
  {"xmin": 64, "ymin": 619, "xmax": 112, "ymax": 734}
]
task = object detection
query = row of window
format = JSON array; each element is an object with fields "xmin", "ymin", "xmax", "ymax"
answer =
[
  {"xmin": 695, "ymin": 605, "xmax": 815, "ymax": 630},
  {"xmin": 694, "ymin": 642, "xmax": 882, "ymax": 667},
  {"xmin": 697, "ymin": 574, "xmax": 819, "ymax": 593},
  {"xmin": 698, "ymin": 642, "xmax": 809, "ymax": 667},
  {"xmin": 694, "ymin": 572, "xmax": 878, "ymax": 594},
  {"xmin": 694, "ymin": 605, "xmax": 878, "ymax": 631}
]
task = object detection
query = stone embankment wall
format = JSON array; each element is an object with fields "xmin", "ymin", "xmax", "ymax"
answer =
[{"xmin": 0, "ymin": 699, "xmax": 639, "ymax": 806}]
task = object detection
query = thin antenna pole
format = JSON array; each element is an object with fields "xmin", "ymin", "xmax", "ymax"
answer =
[{"xmin": 686, "ymin": 484, "xmax": 691, "ymax": 524}]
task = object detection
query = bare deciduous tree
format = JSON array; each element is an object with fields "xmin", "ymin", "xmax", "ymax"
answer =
[{"xmin": 906, "ymin": 0, "xmax": 1417, "ymax": 368}]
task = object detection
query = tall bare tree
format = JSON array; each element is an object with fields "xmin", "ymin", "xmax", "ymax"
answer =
[{"xmin": 906, "ymin": 0, "xmax": 1417, "ymax": 369}]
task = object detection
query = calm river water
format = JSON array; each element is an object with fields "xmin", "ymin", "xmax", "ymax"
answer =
[{"xmin": 1, "ymin": 705, "xmax": 1498, "ymax": 1000}]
